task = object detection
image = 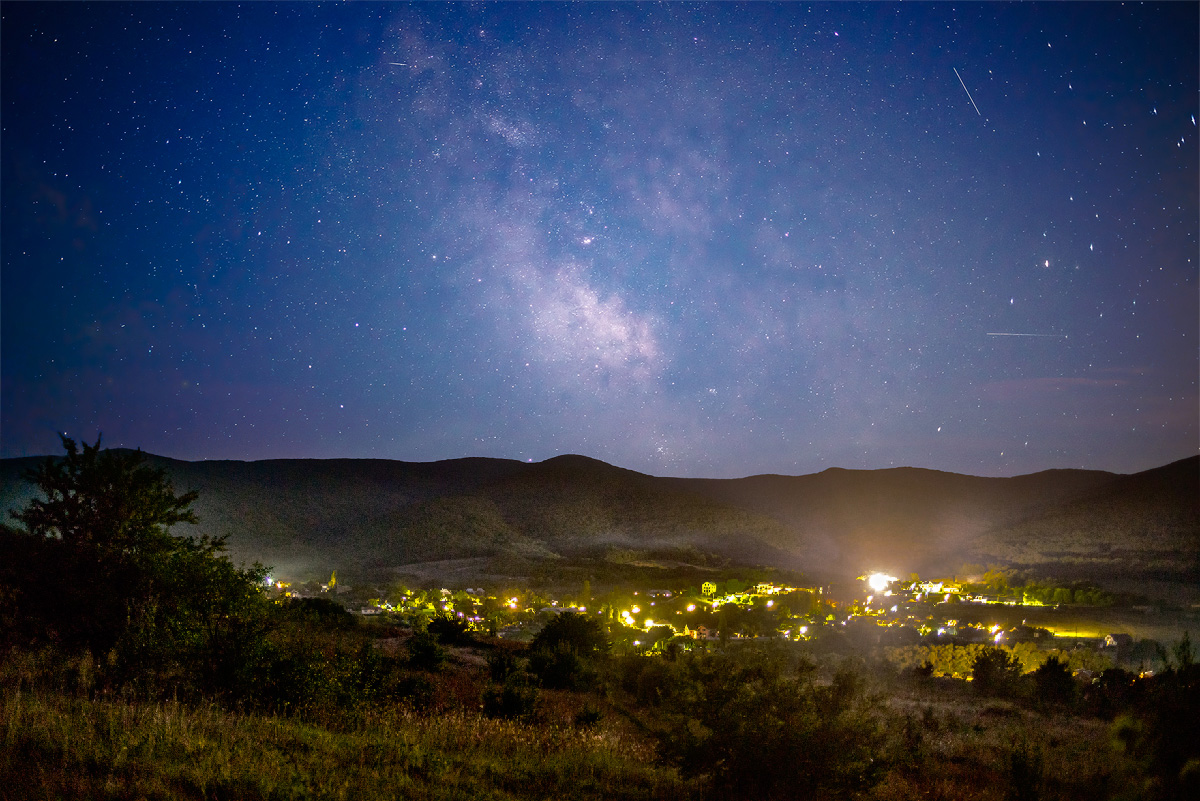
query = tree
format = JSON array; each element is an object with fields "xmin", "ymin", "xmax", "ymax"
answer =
[
  {"xmin": 1, "ymin": 435, "xmax": 267, "ymax": 692},
  {"xmin": 972, "ymin": 647, "xmax": 1023, "ymax": 696},
  {"xmin": 12, "ymin": 434, "xmax": 198, "ymax": 553},
  {"xmin": 428, "ymin": 613, "xmax": 472, "ymax": 644},
  {"xmin": 529, "ymin": 611, "xmax": 609, "ymax": 657},
  {"xmin": 527, "ymin": 611, "xmax": 609, "ymax": 690},
  {"xmin": 660, "ymin": 647, "xmax": 887, "ymax": 799},
  {"xmin": 1032, "ymin": 655, "xmax": 1076, "ymax": 707}
]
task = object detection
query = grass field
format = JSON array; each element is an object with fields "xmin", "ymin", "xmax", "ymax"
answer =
[
  {"xmin": 0, "ymin": 686, "xmax": 695, "ymax": 801},
  {"xmin": 3, "ymin": 655, "xmax": 1164, "ymax": 801}
]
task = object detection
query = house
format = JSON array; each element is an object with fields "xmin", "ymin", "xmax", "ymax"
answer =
[{"xmin": 1104, "ymin": 633, "xmax": 1134, "ymax": 649}]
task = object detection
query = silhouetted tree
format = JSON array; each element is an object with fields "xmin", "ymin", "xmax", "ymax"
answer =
[
  {"xmin": 406, "ymin": 629, "xmax": 447, "ymax": 672},
  {"xmin": 972, "ymin": 647, "xmax": 1023, "ymax": 696},
  {"xmin": 1, "ymin": 434, "xmax": 267, "ymax": 692},
  {"xmin": 527, "ymin": 611, "xmax": 608, "ymax": 689},
  {"xmin": 529, "ymin": 611, "xmax": 609, "ymax": 657},
  {"xmin": 1127, "ymin": 633, "xmax": 1200, "ymax": 799},
  {"xmin": 278, "ymin": 597, "xmax": 356, "ymax": 630},
  {"xmin": 660, "ymin": 647, "xmax": 887, "ymax": 799},
  {"xmin": 1032, "ymin": 655, "xmax": 1076, "ymax": 708},
  {"xmin": 428, "ymin": 613, "xmax": 472, "ymax": 644}
]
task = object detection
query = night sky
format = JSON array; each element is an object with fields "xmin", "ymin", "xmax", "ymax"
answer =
[{"xmin": 2, "ymin": 3, "xmax": 1196, "ymax": 479}]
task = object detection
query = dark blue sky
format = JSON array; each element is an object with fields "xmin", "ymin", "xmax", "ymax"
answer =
[{"xmin": 3, "ymin": 2, "xmax": 1196, "ymax": 478}]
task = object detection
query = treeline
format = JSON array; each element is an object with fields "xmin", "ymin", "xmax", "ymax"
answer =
[
  {"xmin": 1018, "ymin": 579, "xmax": 1115, "ymax": 607},
  {"xmin": 884, "ymin": 642, "xmax": 1111, "ymax": 679},
  {"xmin": 952, "ymin": 566, "xmax": 1116, "ymax": 606}
]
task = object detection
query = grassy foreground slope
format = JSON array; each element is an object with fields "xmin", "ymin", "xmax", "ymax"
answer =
[{"xmin": 1, "ymin": 689, "xmax": 690, "ymax": 801}]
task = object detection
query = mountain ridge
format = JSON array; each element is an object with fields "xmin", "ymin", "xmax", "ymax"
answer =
[{"xmin": 2, "ymin": 452, "xmax": 1195, "ymax": 593}]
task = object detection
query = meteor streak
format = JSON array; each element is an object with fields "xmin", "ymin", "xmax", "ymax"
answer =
[
  {"xmin": 954, "ymin": 67, "xmax": 981, "ymax": 116},
  {"xmin": 987, "ymin": 332, "xmax": 1068, "ymax": 338}
]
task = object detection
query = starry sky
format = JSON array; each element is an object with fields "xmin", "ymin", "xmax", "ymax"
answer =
[{"xmin": 2, "ymin": 2, "xmax": 1197, "ymax": 479}]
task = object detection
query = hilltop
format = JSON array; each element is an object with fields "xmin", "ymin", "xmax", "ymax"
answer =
[{"xmin": 1, "ymin": 452, "xmax": 1195, "ymax": 597}]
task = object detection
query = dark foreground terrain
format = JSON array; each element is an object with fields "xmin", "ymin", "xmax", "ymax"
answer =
[{"xmin": 4, "ymin": 623, "xmax": 1199, "ymax": 801}]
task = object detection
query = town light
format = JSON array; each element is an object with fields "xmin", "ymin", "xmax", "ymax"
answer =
[{"xmin": 867, "ymin": 573, "xmax": 897, "ymax": 593}]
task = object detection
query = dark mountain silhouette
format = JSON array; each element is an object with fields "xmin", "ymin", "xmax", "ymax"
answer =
[
  {"xmin": 971, "ymin": 457, "xmax": 1200, "ymax": 580},
  {"xmin": 663, "ymin": 465, "xmax": 1127, "ymax": 577},
  {"xmin": 2, "ymin": 452, "xmax": 1195, "ymax": 590}
]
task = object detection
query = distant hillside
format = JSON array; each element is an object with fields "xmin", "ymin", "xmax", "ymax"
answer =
[
  {"xmin": 2, "ymin": 451, "xmax": 1196, "ymax": 592},
  {"xmin": 665, "ymin": 466, "xmax": 1123, "ymax": 576},
  {"xmin": 970, "ymin": 457, "xmax": 1200, "ymax": 581}
]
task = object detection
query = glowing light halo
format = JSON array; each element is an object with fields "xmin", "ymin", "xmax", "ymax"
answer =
[{"xmin": 867, "ymin": 573, "xmax": 897, "ymax": 593}]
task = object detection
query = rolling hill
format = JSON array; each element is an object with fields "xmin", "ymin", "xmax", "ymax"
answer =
[{"xmin": 1, "ymin": 452, "xmax": 1195, "ymax": 593}]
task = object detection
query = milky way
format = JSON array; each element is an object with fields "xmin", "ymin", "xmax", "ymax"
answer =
[{"xmin": 2, "ymin": 3, "xmax": 1196, "ymax": 478}]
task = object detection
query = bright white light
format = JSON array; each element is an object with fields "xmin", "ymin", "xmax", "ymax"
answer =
[
  {"xmin": 686, "ymin": 604, "xmax": 696, "ymax": 612},
  {"xmin": 867, "ymin": 573, "xmax": 897, "ymax": 593}
]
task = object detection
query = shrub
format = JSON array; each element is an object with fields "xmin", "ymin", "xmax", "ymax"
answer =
[
  {"xmin": 486, "ymin": 647, "xmax": 519, "ymax": 683},
  {"xmin": 406, "ymin": 629, "xmax": 447, "ymax": 672},
  {"xmin": 277, "ymin": 597, "xmax": 356, "ymax": 629},
  {"xmin": 1006, "ymin": 739, "xmax": 1044, "ymax": 801},
  {"xmin": 1085, "ymin": 667, "xmax": 1140, "ymax": 718},
  {"xmin": 1120, "ymin": 634, "xmax": 1200, "ymax": 799},
  {"xmin": 482, "ymin": 677, "xmax": 539, "ymax": 720},
  {"xmin": 659, "ymin": 648, "xmax": 887, "ymax": 800},
  {"xmin": 574, "ymin": 703, "xmax": 603, "ymax": 729},
  {"xmin": 528, "ymin": 642, "xmax": 597, "ymax": 690},
  {"xmin": 529, "ymin": 611, "xmax": 609, "ymax": 657},
  {"xmin": 428, "ymin": 614, "xmax": 472, "ymax": 645},
  {"xmin": 634, "ymin": 657, "xmax": 679, "ymax": 707},
  {"xmin": 1032, "ymin": 655, "xmax": 1075, "ymax": 708},
  {"xmin": 973, "ymin": 647, "xmax": 1023, "ymax": 696}
]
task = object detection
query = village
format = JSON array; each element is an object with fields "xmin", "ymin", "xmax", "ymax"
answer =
[{"xmin": 265, "ymin": 569, "xmax": 1154, "ymax": 675}]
